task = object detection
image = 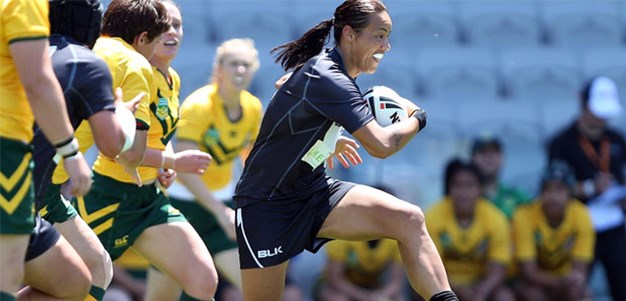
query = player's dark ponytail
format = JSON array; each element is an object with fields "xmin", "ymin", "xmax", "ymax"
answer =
[
  {"xmin": 272, "ymin": 19, "xmax": 333, "ymax": 71},
  {"xmin": 272, "ymin": 0, "xmax": 387, "ymax": 71}
]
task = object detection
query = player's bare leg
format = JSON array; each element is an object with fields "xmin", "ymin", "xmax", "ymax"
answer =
[
  {"xmin": 241, "ymin": 261, "xmax": 289, "ymax": 301},
  {"xmin": 318, "ymin": 185, "xmax": 451, "ymax": 300},
  {"xmin": 133, "ymin": 222, "xmax": 217, "ymax": 300}
]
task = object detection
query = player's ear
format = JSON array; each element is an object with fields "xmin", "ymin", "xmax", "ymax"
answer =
[
  {"xmin": 134, "ymin": 31, "xmax": 149, "ymax": 46},
  {"xmin": 342, "ymin": 26, "xmax": 355, "ymax": 41}
]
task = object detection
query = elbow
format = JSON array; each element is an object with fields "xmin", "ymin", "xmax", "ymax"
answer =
[
  {"xmin": 99, "ymin": 144, "xmax": 122, "ymax": 158},
  {"xmin": 117, "ymin": 147, "xmax": 145, "ymax": 167},
  {"xmin": 369, "ymin": 150, "xmax": 392, "ymax": 159},
  {"xmin": 96, "ymin": 130, "xmax": 126, "ymax": 158},
  {"xmin": 99, "ymin": 138, "xmax": 125, "ymax": 158},
  {"xmin": 125, "ymin": 150, "xmax": 145, "ymax": 166},
  {"xmin": 365, "ymin": 143, "xmax": 394, "ymax": 159}
]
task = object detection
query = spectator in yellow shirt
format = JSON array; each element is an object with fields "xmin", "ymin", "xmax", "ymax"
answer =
[
  {"xmin": 426, "ymin": 159, "xmax": 514, "ymax": 301},
  {"xmin": 513, "ymin": 161, "xmax": 595, "ymax": 301}
]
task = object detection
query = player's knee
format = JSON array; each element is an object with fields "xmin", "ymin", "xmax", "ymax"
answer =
[
  {"xmin": 403, "ymin": 205, "xmax": 426, "ymax": 229},
  {"xmin": 81, "ymin": 246, "xmax": 113, "ymax": 288},
  {"xmin": 59, "ymin": 269, "xmax": 91, "ymax": 301},
  {"xmin": 180, "ymin": 262, "xmax": 218, "ymax": 299}
]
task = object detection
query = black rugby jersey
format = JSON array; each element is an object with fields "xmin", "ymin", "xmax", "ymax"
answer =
[
  {"xmin": 234, "ymin": 48, "xmax": 374, "ymax": 205},
  {"xmin": 31, "ymin": 34, "xmax": 115, "ymax": 209}
]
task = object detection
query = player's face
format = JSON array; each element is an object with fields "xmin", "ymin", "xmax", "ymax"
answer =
[
  {"xmin": 348, "ymin": 11, "xmax": 391, "ymax": 77},
  {"xmin": 449, "ymin": 170, "xmax": 482, "ymax": 216},
  {"xmin": 471, "ymin": 148, "xmax": 502, "ymax": 178},
  {"xmin": 154, "ymin": 2, "xmax": 183, "ymax": 61},
  {"xmin": 540, "ymin": 181, "xmax": 569, "ymax": 219},
  {"xmin": 217, "ymin": 50, "xmax": 257, "ymax": 91}
]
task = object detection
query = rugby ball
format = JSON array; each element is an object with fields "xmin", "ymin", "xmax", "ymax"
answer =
[{"xmin": 363, "ymin": 86, "xmax": 408, "ymax": 127}]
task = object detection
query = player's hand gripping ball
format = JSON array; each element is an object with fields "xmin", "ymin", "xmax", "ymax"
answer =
[{"xmin": 363, "ymin": 86, "xmax": 409, "ymax": 127}]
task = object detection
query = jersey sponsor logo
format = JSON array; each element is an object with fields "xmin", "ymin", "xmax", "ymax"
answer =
[
  {"xmin": 257, "ymin": 246, "xmax": 283, "ymax": 259},
  {"xmin": 151, "ymin": 90, "xmax": 179, "ymax": 146},
  {"xmin": 155, "ymin": 95, "xmax": 170, "ymax": 121},
  {"xmin": 114, "ymin": 235, "xmax": 129, "ymax": 248}
]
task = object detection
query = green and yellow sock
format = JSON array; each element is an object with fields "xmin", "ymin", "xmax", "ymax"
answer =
[{"xmin": 84, "ymin": 285, "xmax": 105, "ymax": 301}]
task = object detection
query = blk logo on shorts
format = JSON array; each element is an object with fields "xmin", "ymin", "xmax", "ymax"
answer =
[{"xmin": 257, "ymin": 246, "xmax": 283, "ymax": 258}]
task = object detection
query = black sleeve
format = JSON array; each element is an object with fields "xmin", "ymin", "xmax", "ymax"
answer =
[
  {"xmin": 308, "ymin": 66, "xmax": 374, "ymax": 133},
  {"xmin": 72, "ymin": 57, "xmax": 115, "ymax": 119}
]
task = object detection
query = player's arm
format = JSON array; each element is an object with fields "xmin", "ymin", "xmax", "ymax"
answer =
[
  {"xmin": 518, "ymin": 261, "xmax": 562, "ymax": 290},
  {"xmin": 140, "ymin": 143, "xmax": 210, "ymax": 174},
  {"xmin": 11, "ymin": 39, "xmax": 73, "ymax": 144},
  {"xmin": 10, "ymin": 38, "xmax": 91, "ymax": 196},
  {"xmin": 351, "ymin": 99, "xmax": 425, "ymax": 159},
  {"xmin": 90, "ymin": 89, "xmax": 144, "ymax": 158}
]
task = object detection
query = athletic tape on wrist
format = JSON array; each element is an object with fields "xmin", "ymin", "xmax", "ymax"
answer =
[
  {"xmin": 55, "ymin": 137, "xmax": 79, "ymax": 158},
  {"xmin": 115, "ymin": 105, "xmax": 136, "ymax": 153}
]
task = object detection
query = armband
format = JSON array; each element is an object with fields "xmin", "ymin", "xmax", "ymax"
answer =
[
  {"xmin": 410, "ymin": 107, "xmax": 427, "ymax": 132},
  {"xmin": 115, "ymin": 105, "xmax": 136, "ymax": 154},
  {"xmin": 54, "ymin": 136, "xmax": 79, "ymax": 159}
]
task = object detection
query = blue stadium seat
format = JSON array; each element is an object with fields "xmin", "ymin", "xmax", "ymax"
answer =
[
  {"xmin": 387, "ymin": 0, "xmax": 459, "ymax": 55},
  {"xmin": 457, "ymin": 1, "xmax": 542, "ymax": 51},
  {"xmin": 457, "ymin": 98, "xmax": 545, "ymax": 183},
  {"xmin": 415, "ymin": 47, "xmax": 500, "ymax": 102},
  {"xmin": 210, "ymin": 1, "xmax": 295, "ymax": 56},
  {"xmin": 540, "ymin": 1, "xmax": 624, "ymax": 50},
  {"xmin": 356, "ymin": 63, "xmax": 419, "ymax": 101},
  {"xmin": 499, "ymin": 47, "xmax": 583, "ymax": 103},
  {"xmin": 173, "ymin": 46, "xmax": 215, "ymax": 102},
  {"xmin": 178, "ymin": 0, "xmax": 212, "ymax": 47}
]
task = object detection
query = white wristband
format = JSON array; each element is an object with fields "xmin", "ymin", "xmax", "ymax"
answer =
[
  {"xmin": 55, "ymin": 137, "xmax": 79, "ymax": 159},
  {"xmin": 115, "ymin": 105, "xmax": 136, "ymax": 154}
]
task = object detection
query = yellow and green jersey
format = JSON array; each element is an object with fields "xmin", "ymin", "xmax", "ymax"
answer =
[
  {"xmin": 52, "ymin": 36, "xmax": 156, "ymax": 184},
  {"xmin": 175, "ymin": 84, "xmax": 262, "ymax": 190},
  {"xmin": 326, "ymin": 239, "xmax": 401, "ymax": 288},
  {"xmin": 513, "ymin": 200, "xmax": 595, "ymax": 276},
  {"xmin": 0, "ymin": 0, "xmax": 49, "ymax": 142},
  {"xmin": 426, "ymin": 197, "xmax": 512, "ymax": 285}
]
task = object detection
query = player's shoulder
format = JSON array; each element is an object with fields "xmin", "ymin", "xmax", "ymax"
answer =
[
  {"xmin": 568, "ymin": 199, "xmax": 589, "ymax": 214},
  {"xmin": 425, "ymin": 199, "xmax": 450, "ymax": 219},
  {"xmin": 95, "ymin": 37, "xmax": 152, "ymax": 71},
  {"xmin": 548, "ymin": 122, "xmax": 577, "ymax": 146},
  {"xmin": 182, "ymin": 84, "xmax": 214, "ymax": 106},
  {"xmin": 478, "ymin": 199, "xmax": 508, "ymax": 222},
  {"xmin": 241, "ymin": 90, "xmax": 263, "ymax": 108},
  {"xmin": 512, "ymin": 202, "xmax": 536, "ymax": 220},
  {"xmin": 605, "ymin": 127, "xmax": 626, "ymax": 145},
  {"xmin": 169, "ymin": 67, "xmax": 181, "ymax": 83}
]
